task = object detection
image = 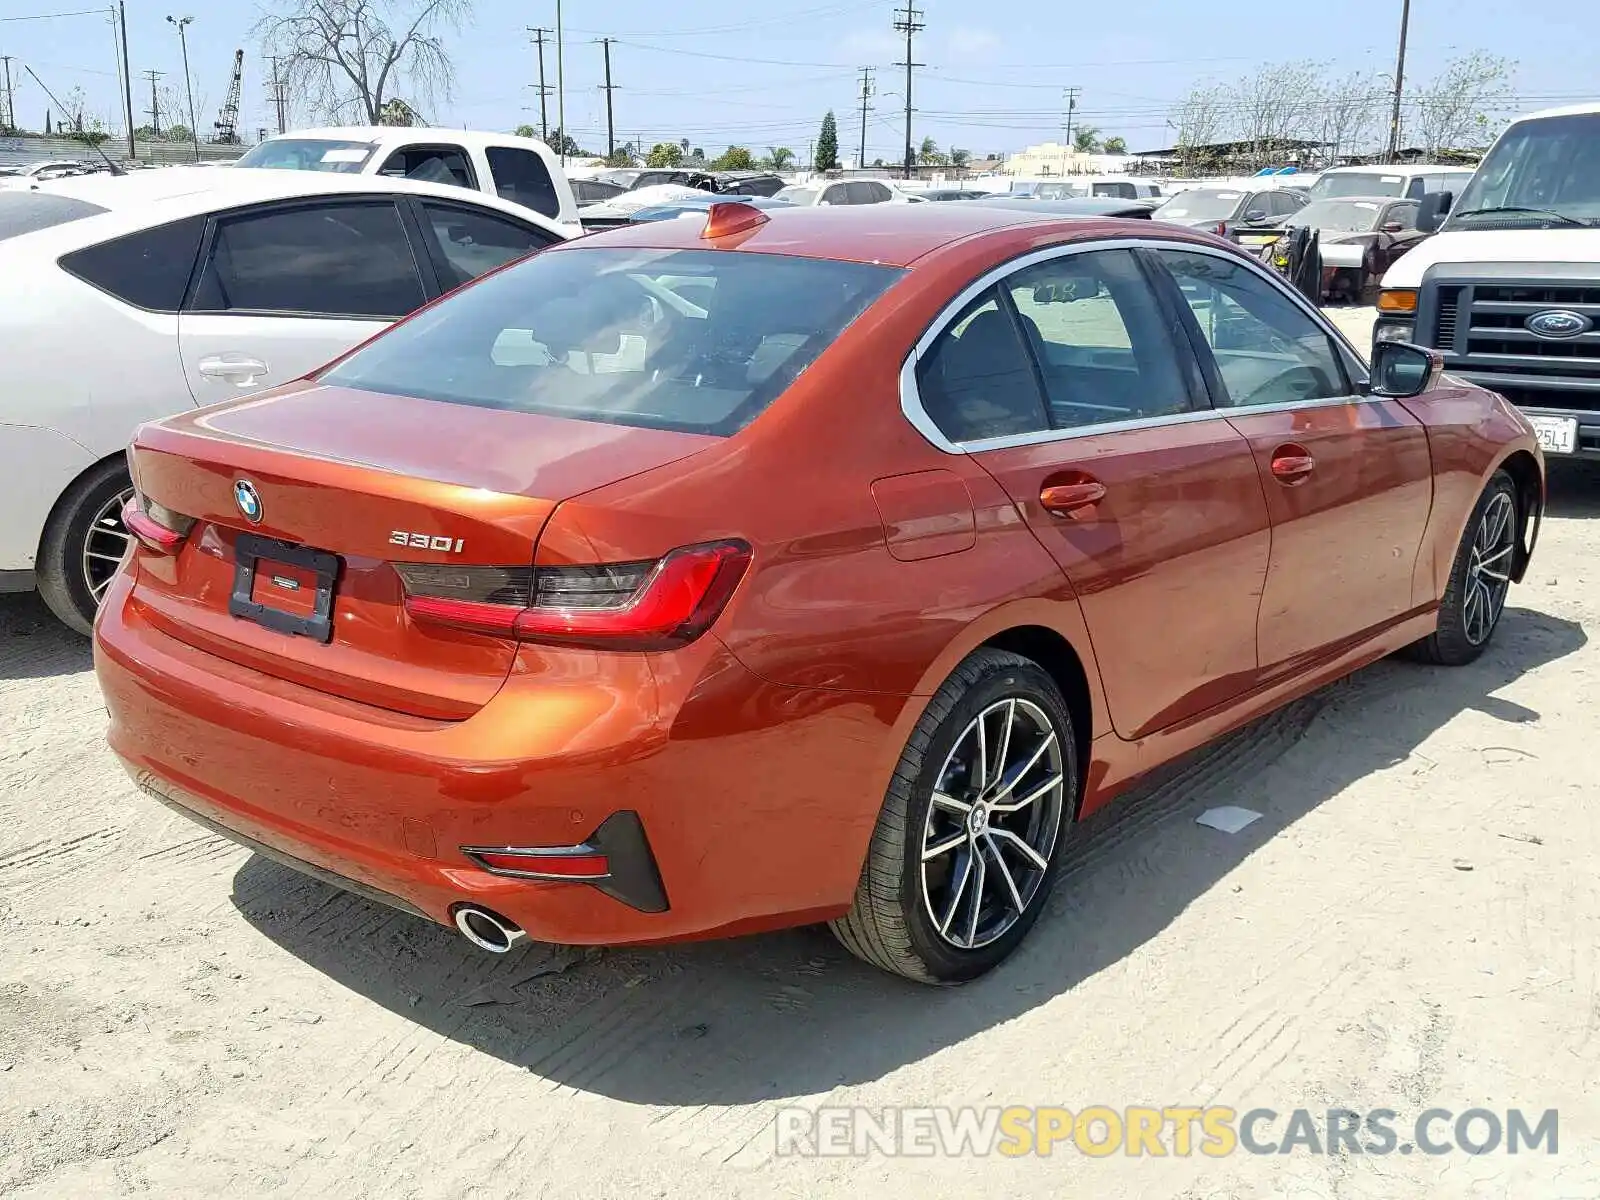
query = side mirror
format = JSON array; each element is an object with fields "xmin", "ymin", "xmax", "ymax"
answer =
[
  {"xmin": 1370, "ymin": 341, "xmax": 1443, "ymax": 398},
  {"xmin": 1244, "ymin": 209, "xmax": 1268, "ymax": 224},
  {"xmin": 1416, "ymin": 190, "xmax": 1453, "ymax": 233},
  {"xmin": 1382, "ymin": 221, "xmax": 1405, "ymax": 233}
]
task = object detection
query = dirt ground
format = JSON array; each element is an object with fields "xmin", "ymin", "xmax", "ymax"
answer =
[{"xmin": 4, "ymin": 309, "xmax": 1599, "ymax": 1197}]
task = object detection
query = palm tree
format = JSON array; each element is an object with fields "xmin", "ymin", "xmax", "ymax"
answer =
[
  {"xmin": 918, "ymin": 135, "xmax": 945, "ymax": 166},
  {"xmin": 1072, "ymin": 127, "xmax": 1102, "ymax": 154},
  {"xmin": 950, "ymin": 147, "xmax": 971, "ymax": 168},
  {"xmin": 768, "ymin": 146, "xmax": 795, "ymax": 171},
  {"xmin": 1103, "ymin": 135, "xmax": 1127, "ymax": 155}
]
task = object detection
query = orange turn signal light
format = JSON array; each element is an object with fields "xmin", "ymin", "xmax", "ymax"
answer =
[
  {"xmin": 701, "ymin": 201, "xmax": 769, "ymax": 239},
  {"xmin": 1377, "ymin": 288, "xmax": 1418, "ymax": 313}
]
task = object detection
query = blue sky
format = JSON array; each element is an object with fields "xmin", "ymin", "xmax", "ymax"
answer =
[{"xmin": 1, "ymin": 0, "xmax": 1592, "ymax": 158}]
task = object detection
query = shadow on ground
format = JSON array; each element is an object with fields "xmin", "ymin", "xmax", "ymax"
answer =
[
  {"xmin": 231, "ymin": 605, "xmax": 1586, "ymax": 1107},
  {"xmin": 0, "ymin": 594, "xmax": 91, "ymax": 681}
]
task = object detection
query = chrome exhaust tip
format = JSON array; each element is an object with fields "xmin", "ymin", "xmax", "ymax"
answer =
[{"xmin": 453, "ymin": 905, "xmax": 526, "ymax": 954}]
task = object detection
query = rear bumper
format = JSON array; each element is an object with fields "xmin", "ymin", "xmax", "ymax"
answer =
[{"xmin": 95, "ymin": 570, "xmax": 894, "ymax": 946}]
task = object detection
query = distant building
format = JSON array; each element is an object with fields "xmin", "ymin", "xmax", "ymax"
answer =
[{"xmin": 1003, "ymin": 141, "xmax": 1138, "ymax": 177}]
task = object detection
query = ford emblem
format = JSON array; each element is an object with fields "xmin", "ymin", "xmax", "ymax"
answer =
[
  {"xmin": 1526, "ymin": 309, "xmax": 1592, "ymax": 339},
  {"xmin": 233, "ymin": 479, "xmax": 263, "ymax": 524}
]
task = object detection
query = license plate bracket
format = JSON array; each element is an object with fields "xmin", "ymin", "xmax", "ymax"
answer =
[
  {"xmin": 1529, "ymin": 415, "xmax": 1578, "ymax": 456},
  {"xmin": 229, "ymin": 533, "xmax": 339, "ymax": 643}
]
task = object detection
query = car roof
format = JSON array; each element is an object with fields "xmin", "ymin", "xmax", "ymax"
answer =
[
  {"xmin": 1318, "ymin": 164, "xmax": 1474, "ymax": 176},
  {"xmin": 7, "ymin": 166, "xmax": 569, "ymax": 253},
  {"xmin": 1518, "ymin": 101, "xmax": 1600, "ymax": 122},
  {"xmin": 266, "ymin": 126, "xmax": 555, "ymax": 152},
  {"xmin": 556, "ymin": 202, "xmax": 1206, "ymax": 268}
]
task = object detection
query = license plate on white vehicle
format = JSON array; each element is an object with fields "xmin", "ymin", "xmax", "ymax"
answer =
[{"xmin": 1529, "ymin": 415, "xmax": 1578, "ymax": 455}]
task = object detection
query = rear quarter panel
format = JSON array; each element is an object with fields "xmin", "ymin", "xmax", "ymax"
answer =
[{"xmin": 1399, "ymin": 381, "xmax": 1542, "ymax": 605}]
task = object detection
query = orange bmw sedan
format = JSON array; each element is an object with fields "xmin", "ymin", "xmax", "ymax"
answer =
[{"xmin": 95, "ymin": 202, "xmax": 1544, "ymax": 983}]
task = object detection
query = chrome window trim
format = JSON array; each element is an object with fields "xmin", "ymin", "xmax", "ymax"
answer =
[{"xmin": 898, "ymin": 235, "xmax": 1371, "ymax": 456}]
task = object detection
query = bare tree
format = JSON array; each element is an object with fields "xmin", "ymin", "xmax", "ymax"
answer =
[
  {"xmin": 1230, "ymin": 60, "xmax": 1322, "ymax": 169},
  {"xmin": 1316, "ymin": 70, "xmax": 1385, "ymax": 166},
  {"xmin": 1409, "ymin": 51, "xmax": 1515, "ymax": 157},
  {"xmin": 255, "ymin": 0, "xmax": 470, "ymax": 126},
  {"xmin": 1170, "ymin": 82, "xmax": 1230, "ymax": 171}
]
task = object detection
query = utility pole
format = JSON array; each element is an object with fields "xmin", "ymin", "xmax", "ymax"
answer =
[
  {"xmin": 856, "ymin": 66, "xmax": 874, "ymax": 170},
  {"xmin": 117, "ymin": 2, "xmax": 135, "ymax": 158},
  {"xmin": 526, "ymin": 27, "xmax": 552, "ymax": 141},
  {"xmin": 555, "ymin": 0, "xmax": 565, "ymax": 164},
  {"xmin": 0, "ymin": 57, "xmax": 15, "ymax": 133},
  {"xmin": 892, "ymin": 4, "xmax": 924, "ymax": 180},
  {"xmin": 1386, "ymin": 0, "xmax": 1412, "ymax": 163},
  {"xmin": 166, "ymin": 15, "xmax": 199, "ymax": 161},
  {"xmin": 144, "ymin": 69, "xmax": 165, "ymax": 136},
  {"xmin": 1063, "ymin": 86, "xmax": 1081, "ymax": 150},
  {"xmin": 266, "ymin": 55, "xmax": 287, "ymax": 134},
  {"xmin": 598, "ymin": 37, "xmax": 616, "ymax": 158}
]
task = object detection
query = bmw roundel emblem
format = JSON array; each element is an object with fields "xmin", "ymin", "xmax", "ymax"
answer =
[
  {"xmin": 234, "ymin": 480, "xmax": 263, "ymax": 524},
  {"xmin": 1526, "ymin": 309, "xmax": 1591, "ymax": 339}
]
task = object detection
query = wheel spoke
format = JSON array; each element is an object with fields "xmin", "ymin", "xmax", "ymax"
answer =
[
  {"xmin": 1477, "ymin": 565, "xmax": 1510, "ymax": 584},
  {"xmin": 989, "ymin": 699, "xmax": 1015, "ymax": 793},
  {"xmin": 974, "ymin": 714, "xmax": 989, "ymax": 792},
  {"xmin": 1479, "ymin": 543, "xmax": 1513, "ymax": 567},
  {"xmin": 922, "ymin": 831, "xmax": 967, "ymax": 862},
  {"xmin": 985, "ymin": 833, "xmax": 1026, "ymax": 914},
  {"xmin": 965, "ymin": 847, "xmax": 987, "ymax": 946},
  {"xmin": 932, "ymin": 790, "xmax": 972, "ymax": 815},
  {"xmin": 991, "ymin": 827, "xmax": 1050, "ymax": 873},
  {"xmin": 990, "ymin": 732, "xmax": 1058, "ymax": 803},
  {"xmin": 938, "ymin": 846, "xmax": 974, "ymax": 937},
  {"xmin": 85, "ymin": 551, "xmax": 126, "ymax": 564},
  {"xmin": 991, "ymin": 771, "xmax": 1064, "ymax": 814}
]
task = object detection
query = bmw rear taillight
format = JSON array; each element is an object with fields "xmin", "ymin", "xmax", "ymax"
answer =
[
  {"xmin": 122, "ymin": 494, "xmax": 195, "ymax": 554},
  {"xmin": 393, "ymin": 540, "xmax": 751, "ymax": 650}
]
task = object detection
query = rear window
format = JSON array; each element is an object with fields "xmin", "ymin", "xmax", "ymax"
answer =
[
  {"xmin": 1310, "ymin": 171, "xmax": 1406, "ymax": 200},
  {"xmin": 234, "ymin": 138, "xmax": 376, "ymax": 173},
  {"xmin": 0, "ymin": 192, "xmax": 108, "ymax": 242},
  {"xmin": 320, "ymin": 246, "xmax": 902, "ymax": 436}
]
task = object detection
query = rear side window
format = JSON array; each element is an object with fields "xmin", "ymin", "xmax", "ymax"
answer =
[
  {"xmin": 485, "ymin": 146, "xmax": 561, "ymax": 217},
  {"xmin": 59, "ymin": 215, "xmax": 207, "ymax": 311},
  {"xmin": 0, "ymin": 193, "xmax": 107, "ymax": 241},
  {"xmin": 916, "ymin": 289, "xmax": 1049, "ymax": 442},
  {"xmin": 320, "ymin": 247, "xmax": 902, "ymax": 436},
  {"xmin": 190, "ymin": 201, "xmax": 425, "ymax": 319}
]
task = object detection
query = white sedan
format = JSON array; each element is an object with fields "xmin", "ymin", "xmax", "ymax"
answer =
[
  {"xmin": 0, "ymin": 167, "xmax": 570, "ymax": 633},
  {"xmin": 774, "ymin": 179, "xmax": 915, "ymax": 206}
]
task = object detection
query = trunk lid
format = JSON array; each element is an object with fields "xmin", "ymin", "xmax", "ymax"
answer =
[{"xmin": 128, "ymin": 381, "xmax": 717, "ymax": 719}]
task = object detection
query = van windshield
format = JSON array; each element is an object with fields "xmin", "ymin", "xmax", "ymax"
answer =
[
  {"xmin": 1310, "ymin": 171, "xmax": 1408, "ymax": 199},
  {"xmin": 1448, "ymin": 113, "xmax": 1600, "ymax": 226},
  {"xmin": 320, "ymin": 246, "xmax": 903, "ymax": 436}
]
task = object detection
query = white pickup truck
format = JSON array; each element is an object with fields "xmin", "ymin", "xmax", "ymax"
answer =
[
  {"xmin": 1373, "ymin": 103, "xmax": 1600, "ymax": 460},
  {"xmin": 234, "ymin": 126, "xmax": 582, "ymax": 237}
]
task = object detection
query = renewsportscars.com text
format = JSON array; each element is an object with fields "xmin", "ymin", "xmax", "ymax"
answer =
[{"xmin": 774, "ymin": 1106, "xmax": 1559, "ymax": 1158}]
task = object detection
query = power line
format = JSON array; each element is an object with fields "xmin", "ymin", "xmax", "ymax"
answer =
[
  {"xmin": 892, "ymin": 3, "xmax": 924, "ymax": 179},
  {"xmin": 0, "ymin": 8, "xmax": 107, "ymax": 21}
]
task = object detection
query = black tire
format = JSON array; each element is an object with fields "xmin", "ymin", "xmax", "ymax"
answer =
[
  {"xmin": 36, "ymin": 456, "xmax": 134, "ymax": 637},
  {"xmin": 1406, "ymin": 470, "xmax": 1519, "ymax": 666},
  {"xmin": 830, "ymin": 648, "xmax": 1079, "ymax": 984}
]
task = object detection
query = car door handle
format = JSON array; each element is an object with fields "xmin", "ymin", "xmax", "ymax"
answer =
[
  {"xmin": 1039, "ymin": 479, "xmax": 1107, "ymax": 517},
  {"xmin": 197, "ymin": 355, "xmax": 269, "ymax": 387},
  {"xmin": 1270, "ymin": 444, "xmax": 1316, "ymax": 484}
]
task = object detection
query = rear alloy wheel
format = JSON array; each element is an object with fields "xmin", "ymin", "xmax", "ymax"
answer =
[
  {"xmin": 1407, "ymin": 470, "xmax": 1519, "ymax": 666},
  {"xmin": 831, "ymin": 649, "xmax": 1077, "ymax": 984},
  {"xmin": 36, "ymin": 458, "xmax": 135, "ymax": 636}
]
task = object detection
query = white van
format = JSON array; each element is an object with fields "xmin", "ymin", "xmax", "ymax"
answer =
[
  {"xmin": 234, "ymin": 127, "xmax": 582, "ymax": 235},
  {"xmin": 1373, "ymin": 103, "xmax": 1600, "ymax": 459}
]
